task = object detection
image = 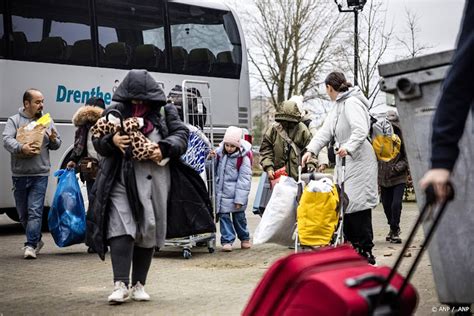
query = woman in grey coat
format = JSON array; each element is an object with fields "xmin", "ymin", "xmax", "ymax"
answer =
[{"xmin": 302, "ymin": 72, "xmax": 378, "ymax": 264}]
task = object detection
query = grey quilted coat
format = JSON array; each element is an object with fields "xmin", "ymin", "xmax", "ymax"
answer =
[
  {"xmin": 306, "ymin": 87, "xmax": 378, "ymax": 214},
  {"xmin": 215, "ymin": 140, "xmax": 252, "ymax": 214}
]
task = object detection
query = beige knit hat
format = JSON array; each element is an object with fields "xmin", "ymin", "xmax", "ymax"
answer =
[{"xmin": 223, "ymin": 126, "xmax": 242, "ymax": 147}]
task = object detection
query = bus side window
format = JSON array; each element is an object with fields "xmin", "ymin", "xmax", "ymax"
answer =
[
  {"xmin": 171, "ymin": 46, "xmax": 188, "ymax": 73},
  {"xmin": 187, "ymin": 48, "xmax": 216, "ymax": 76},
  {"xmin": 215, "ymin": 51, "xmax": 238, "ymax": 77},
  {"xmin": 11, "ymin": 32, "xmax": 29, "ymax": 59},
  {"xmin": 69, "ymin": 39, "xmax": 95, "ymax": 65},
  {"xmin": 132, "ymin": 44, "xmax": 164, "ymax": 70},
  {"xmin": 10, "ymin": 1, "xmax": 92, "ymax": 65},
  {"xmin": 37, "ymin": 37, "xmax": 68, "ymax": 62},
  {"xmin": 168, "ymin": 3, "xmax": 242, "ymax": 79},
  {"xmin": 95, "ymin": 0, "xmax": 165, "ymax": 71},
  {"xmin": 103, "ymin": 42, "xmax": 132, "ymax": 67}
]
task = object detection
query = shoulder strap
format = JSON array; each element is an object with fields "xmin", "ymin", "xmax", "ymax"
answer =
[
  {"xmin": 273, "ymin": 122, "xmax": 301, "ymax": 157},
  {"xmin": 236, "ymin": 151, "xmax": 253, "ymax": 171},
  {"xmin": 237, "ymin": 156, "xmax": 243, "ymax": 170}
]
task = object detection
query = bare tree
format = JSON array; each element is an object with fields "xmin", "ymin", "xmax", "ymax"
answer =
[
  {"xmin": 397, "ymin": 8, "xmax": 432, "ymax": 58},
  {"xmin": 243, "ymin": 0, "xmax": 346, "ymax": 108},
  {"xmin": 339, "ymin": 0, "xmax": 393, "ymax": 103}
]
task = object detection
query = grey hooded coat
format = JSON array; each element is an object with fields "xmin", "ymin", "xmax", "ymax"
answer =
[{"xmin": 306, "ymin": 87, "xmax": 378, "ymax": 213}]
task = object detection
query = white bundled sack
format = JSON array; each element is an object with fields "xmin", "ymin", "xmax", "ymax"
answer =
[
  {"xmin": 253, "ymin": 176, "xmax": 298, "ymax": 245},
  {"xmin": 306, "ymin": 178, "xmax": 334, "ymax": 193}
]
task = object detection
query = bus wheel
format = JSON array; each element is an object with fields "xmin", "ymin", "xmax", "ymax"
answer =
[{"xmin": 6, "ymin": 209, "xmax": 19, "ymax": 222}]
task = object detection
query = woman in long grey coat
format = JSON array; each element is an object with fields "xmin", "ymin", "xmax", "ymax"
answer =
[
  {"xmin": 88, "ymin": 70, "xmax": 188, "ymax": 303},
  {"xmin": 302, "ymin": 72, "xmax": 378, "ymax": 264}
]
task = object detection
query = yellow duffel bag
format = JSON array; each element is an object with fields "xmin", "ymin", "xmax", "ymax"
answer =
[{"xmin": 297, "ymin": 185, "xmax": 339, "ymax": 247}]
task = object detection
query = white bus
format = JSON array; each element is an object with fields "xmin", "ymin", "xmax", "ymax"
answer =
[{"xmin": 0, "ymin": 0, "xmax": 251, "ymax": 222}]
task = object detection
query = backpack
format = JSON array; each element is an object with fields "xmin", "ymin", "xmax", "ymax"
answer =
[
  {"xmin": 369, "ymin": 115, "xmax": 401, "ymax": 162},
  {"xmin": 237, "ymin": 151, "xmax": 254, "ymax": 171},
  {"xmin": 217, "ymin": 150, "xmax": 253, "ymax": 171}
]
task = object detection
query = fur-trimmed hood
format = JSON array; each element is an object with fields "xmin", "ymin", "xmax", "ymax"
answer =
[{"xmin": 72, "ymin": 105, "xmax": 104, "ymax": 127}]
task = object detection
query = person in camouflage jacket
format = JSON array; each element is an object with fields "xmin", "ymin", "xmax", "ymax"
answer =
[{"xmin": 259, "ymin": 100, "xmax": 317, "ymax": 181}]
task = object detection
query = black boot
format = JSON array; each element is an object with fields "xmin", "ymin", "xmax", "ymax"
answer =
[
  {"xmin": 390, "ymin": 228, "xmax": 402, "ymax": 244},
  {"xmin": 355, "ymin": 246, "xmax": 376, "ymax": 265},
  {"xmin": 386, "ymin": 229, "xmax": 393, "ymax": 241},
  {"xmin": 365, "ymin": 251, "xmax": 376, "ymax": 265}
]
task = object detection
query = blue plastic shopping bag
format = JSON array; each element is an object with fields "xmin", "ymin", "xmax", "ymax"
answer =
[{"xmin": 48, "ymin": 169, "xmax": 86, "ymax": 247}]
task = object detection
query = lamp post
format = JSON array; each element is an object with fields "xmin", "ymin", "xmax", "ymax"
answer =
[{"xmin": 334, "ymin": 0, "xmax": 367, "ymax": 86}]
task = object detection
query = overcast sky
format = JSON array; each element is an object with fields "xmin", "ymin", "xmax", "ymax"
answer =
[
  {"xmin": 383, "ymin": 0, "xmax": 465, "ymax": 62},
  {"xmin": 220, "ymin": 0, "xmax": 467, "ymax": 101}
]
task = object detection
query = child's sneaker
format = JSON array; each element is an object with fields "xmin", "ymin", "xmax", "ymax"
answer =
[
  {"xmin": 222, "ymin": 244, "xmax": 232, "ymax": 252},
  {"xmin": 108, "ymin": 281, "xmax": 129, "ymax": 304},
  {"xmin": 241, "ymin": 240, "xmax": 251, "ymax": 249},
  {"xmin": 130, "ymin": 282, "xmax": 150, "ymax": 301}
]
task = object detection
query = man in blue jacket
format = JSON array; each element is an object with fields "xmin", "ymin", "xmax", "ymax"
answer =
[
  {"xmin": 2, "ymin": 89, "xmax": 62, "ymax": 259},
  {"xmin": 420, "ymin": 1, "xmax": 473, "ymax": 200},
  {"xmin": 419, "ymin": 3, "xmax": 473, "ymax": 315}
]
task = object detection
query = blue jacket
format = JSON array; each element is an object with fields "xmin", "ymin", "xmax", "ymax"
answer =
[
  {"xmin": 215, "ymin": 140, "xmax": 252, "ymax": 214},
  {"xmin": 431, "ymin": 1, "xmax": 474, "ymax": 170}
]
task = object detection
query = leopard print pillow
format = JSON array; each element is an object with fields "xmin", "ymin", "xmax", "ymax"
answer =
[{"xmin": 91, "ymin": 116, "xmax": 160, "ymax": 163}]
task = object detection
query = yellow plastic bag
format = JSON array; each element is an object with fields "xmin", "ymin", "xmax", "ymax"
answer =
[
  {"xmin": 297, "ymin": 185, "xmax": 339, "ymax": 247},
  {"xmin": 36, "ymin": 113, "xmax": 52, "ymax": 128},
  {"xmin": 372, "ymin": 134, "xmax": 401, "ymax": 162}
]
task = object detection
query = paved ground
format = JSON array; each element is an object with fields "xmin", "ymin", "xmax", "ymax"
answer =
[{"xmin": 0, "ymin": 177, "xmax": 469, "ymax": 315}]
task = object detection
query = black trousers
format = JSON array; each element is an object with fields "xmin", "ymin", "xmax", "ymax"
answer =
[
  {"xmin": 380, "ymin": 183, "xmax": 405, "ymax": 231},
  {"xmin": 343, "ymin": 209, "xmax": 374, "ymax": 253},
  {"xmin": 109, "ymin": 235, "xmax": 154, "ymax": 286}
]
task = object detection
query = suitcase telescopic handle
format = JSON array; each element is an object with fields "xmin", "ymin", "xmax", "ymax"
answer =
[
  {"xmin": 375, "ymin": 183, "xmax": 455, "ymax": 310},
  {"xmin": 346, "ymin": 273, "xmax": 386, "ymax": 288}
]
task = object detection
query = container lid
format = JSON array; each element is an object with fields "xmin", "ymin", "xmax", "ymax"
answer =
[{"xmin": 378, "ymin": 50, "xmax": 454, "ymax": 78}]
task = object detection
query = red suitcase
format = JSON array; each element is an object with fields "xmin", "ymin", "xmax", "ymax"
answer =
[
  {"xmin": 243, "ymin": 184, "xmax": 453, "ymax": 316},
  {"xmin": 243, "ymin": 245, "xmax": 417, "ymax": 316}
]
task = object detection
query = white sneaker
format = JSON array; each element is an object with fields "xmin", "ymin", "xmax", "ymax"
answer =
[
  {"xmin": 23, "ymin": 246, "xmax": 37, "ymax": 259},
  {"xmin": 130, "ymin": 282, "xmax": 150, "ymax": 301},
  {"xmin": 108, "ymin": 281, "xmax": 130, "ymax": 304},
  {"xmin": 35, "ymin": 240, "xmax": 44, "ymax": 255}
]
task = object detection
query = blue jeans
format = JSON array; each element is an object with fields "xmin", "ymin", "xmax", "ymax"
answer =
[
  {"xmin": 219, "ymin": 211, "xmax": 250, "ymax": 245},
  {"xmin": 12, "ymin": 176, "xmax": 48, "ymax": 248}
]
